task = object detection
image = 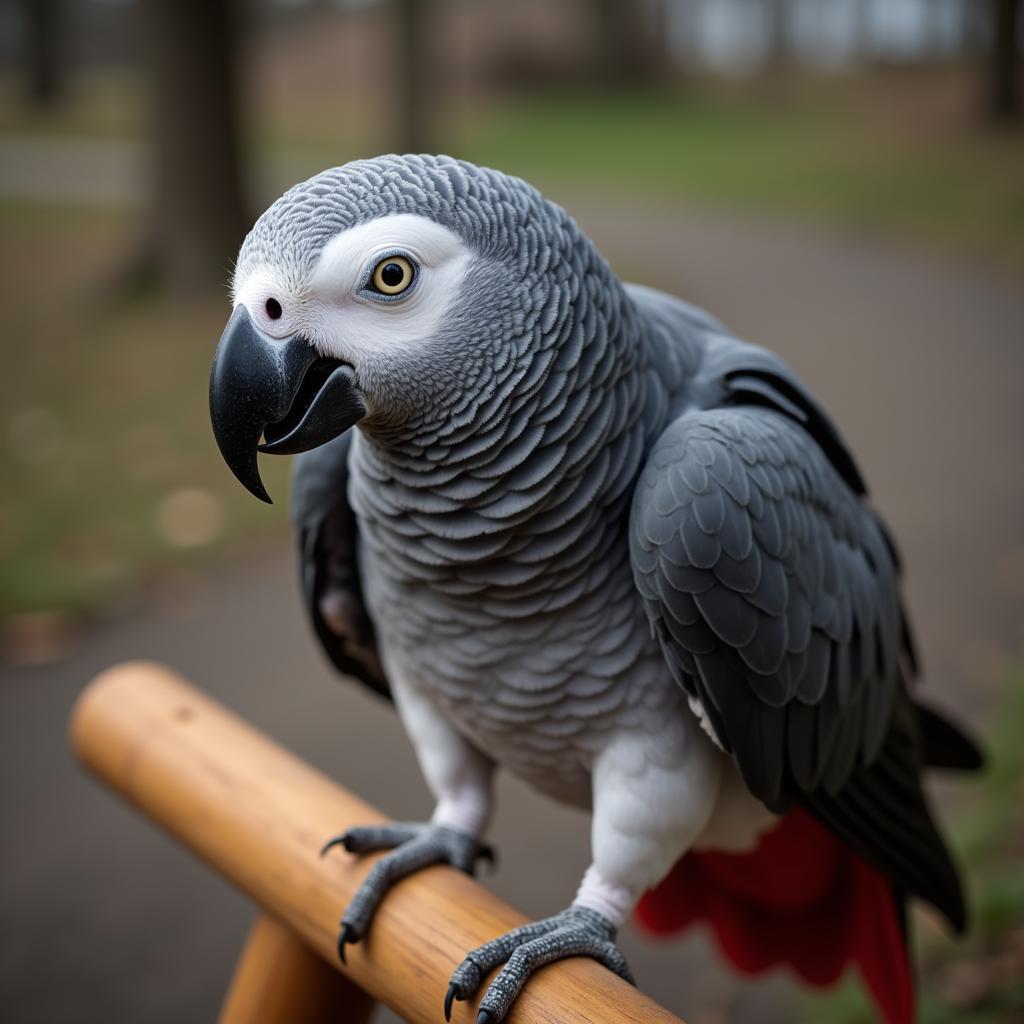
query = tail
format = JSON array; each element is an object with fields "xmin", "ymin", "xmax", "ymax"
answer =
[
  {"xmin": 915, "ymin": 701, "xmax": 984, "ymax": 773},
  {"xmin": 635, "ymin": 807, "xmax": 915, "ymax": 1024}
]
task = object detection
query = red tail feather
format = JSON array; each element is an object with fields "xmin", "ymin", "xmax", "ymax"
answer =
[{"xmin": 635, "ymin": 807, "xmax": 914, "ymax": 1024}]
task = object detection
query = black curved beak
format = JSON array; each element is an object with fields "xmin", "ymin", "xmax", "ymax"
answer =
[{"xmin": 209, "ymin": 305, "xmax": 366, "ymax": 503}]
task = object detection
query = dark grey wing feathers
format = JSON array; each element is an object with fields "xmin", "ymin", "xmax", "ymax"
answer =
[
  {"xmin": 630, "ymin": 400, "xmax": 967, "ymax": 928},
  {"xmin": 291, "ymin": 432, "xmax": 390, "ymax": 700},
  {"xmin": 694, "ymin": 333, "xmax": 868, "ymax": 496},
  {"xmin": 723, "ymin": 367, "xmax": 867, "ymax": 496},
  {"xmin": 633, "ymin": 403, "xmax": 895, "ymax": 806},
  {"xmin": 802, "ymin": 695, "xmax": 967, "ymax": 932}
]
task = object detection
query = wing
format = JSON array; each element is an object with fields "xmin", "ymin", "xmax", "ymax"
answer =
[
  {"xmin": 629, "ymin": 399, "xmax": 966, "ymax": 930},
  {"xmin": 291, "ymin": 431, "xmax": 390, "ymax": 700}
]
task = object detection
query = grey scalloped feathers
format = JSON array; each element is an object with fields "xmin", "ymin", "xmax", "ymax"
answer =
[{"xmin": 209, "ymin": 155, "xmax": 981, "ymax": 1024}]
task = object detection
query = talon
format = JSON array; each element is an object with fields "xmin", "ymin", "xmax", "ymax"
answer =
[
  {"xmin": 320, "ymin": 833, "xmax": 350, "ymax": 857},
  {"xmin": 337, "ymin": 922, "xmax": 355, "ymax": 963},
  {"xmin": 476, "ymin": 1011, "xmax": 495, "ymax": 1024},
  {"xmin": 477, "ymin": 843, "xmax": 497, "ymax": 871},
  {"xmin": 444, "ymin": 982, "xmax": 460, "ymax": 1021}
]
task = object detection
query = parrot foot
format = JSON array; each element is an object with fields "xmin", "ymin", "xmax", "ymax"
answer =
[
  {"xmin": 443, "ymin": 905, "xmax": 634, "ymax": 1023},
  {"xmin": 321, "ymin": 822, "xmax": 495, "ymax": 962}
]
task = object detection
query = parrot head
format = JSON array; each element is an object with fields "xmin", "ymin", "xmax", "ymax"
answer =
[{"xmin": 209, "ymin": 154, "xmax": 605, "ymax": 502}]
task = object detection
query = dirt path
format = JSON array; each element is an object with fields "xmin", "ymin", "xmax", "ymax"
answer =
[{"xmin": 2, "ymin": 188, "xmax": 1022, "ymax": 1024}]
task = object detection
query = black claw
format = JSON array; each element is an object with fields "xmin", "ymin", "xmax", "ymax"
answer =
[
  {"xmin": 476, "ymin": 1011, "xmax": 495, "ymax": 1024},
  {"xmin": 320, "ymin": 834, "xmax": 350, "ymax": 857},
  {"xmin": 337, "ymin": 922, "xmax": 355, "ymax": 964},
  {"xmin": 472, "ymin": 843, "xmax": 498, "ymax": 877},
  {"xmin": 444, "ymin": 982, "xmax": 460, "ymax": 1022}
]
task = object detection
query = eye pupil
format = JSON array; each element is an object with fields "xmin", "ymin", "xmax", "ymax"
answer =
[
  {"xmin": 380, "ymin": 262, "xmax": 404, "ymax": 287},
  {"xmin": 265, "ymin": 297, "xmax": 282, "ymax": 320},
  {"xmin": 371, "ymin": 255, "xmax": 415, "ymax": 295}
]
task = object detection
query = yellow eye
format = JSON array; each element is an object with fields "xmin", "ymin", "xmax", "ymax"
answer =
[{"xmin": 371, "ymin": 255, "xmax": 415, "ymax": 296}]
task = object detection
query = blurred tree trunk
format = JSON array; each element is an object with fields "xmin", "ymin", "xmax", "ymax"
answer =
[
  {"xmin": 855, "ymin": 0, "xmax": 874, "ymax": 62},
  {"xmin": 989, "ymin": 0, "xmax": 1021, "ymax": 118},
  {"xmin": 924, "ymin": 0, "xmax": 946, "ymax": 59},
  {"xmin": 670, "ymin": 0, "xmax": 697, "ymax": 69},
  {"xmin": 395, "ymin": 0, "xmax": 430, "ymax": 152},
  {"xmin": 591, "ymin": 0, "xmax": 665, "ymax": 86},
  {"xmin": 145, "ymin": 0, "xmax": 248, "ymax": 292},
  {"xmin": 20, "ymin": 0, "xmax": 63, "ymax": 105},
  {"xmin": 766, "ymin": 0, "xmax": 792, "ymax": 68},
  {"xmin": 961, "ymin": 0, "xmax": 989, "ymax": 57},
  {"xmin": 647, "ymin": 0, "xmax": 672, "ymax": 78}
]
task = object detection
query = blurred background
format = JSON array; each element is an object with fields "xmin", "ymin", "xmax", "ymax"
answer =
[{"xmin": 1, "ymin": 1, "xmax": 1022, "ymax": 1022}]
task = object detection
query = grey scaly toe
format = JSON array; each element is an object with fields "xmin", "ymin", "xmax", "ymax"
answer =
[
  {"xmin": 321, "ymin": 822, "xmax": 494, "ymax": 962},
  {"xmin": 444, "ymin": 905, "xmax": 634, "ymax": 1023}
]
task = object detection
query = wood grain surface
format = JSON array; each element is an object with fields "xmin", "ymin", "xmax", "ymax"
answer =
[
  {"xmin": 70, "ymin": 661, "xmax": 685, "ymax": 1024},
  {"xmin": 218, "ymin": 912, "xmax": 376, "ymax": 1024}
]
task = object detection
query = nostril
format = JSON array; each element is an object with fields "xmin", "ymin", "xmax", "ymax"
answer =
[{"xmin": 265, "ymin": 297, "xmax": 282, "ymax": 320}]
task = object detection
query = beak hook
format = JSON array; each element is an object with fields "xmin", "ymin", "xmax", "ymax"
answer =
[{"xmin": 208, "ymin": 306, "xmax": 365, "ymax": 501}]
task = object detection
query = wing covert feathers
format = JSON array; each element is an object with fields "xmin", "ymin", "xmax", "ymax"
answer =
[{"xmin": 630, "ymin": 403, "xmax": 967, "ymax": 928}]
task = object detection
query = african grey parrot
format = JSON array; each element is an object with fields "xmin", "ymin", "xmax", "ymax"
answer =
[{"xmin": 208, "ymin": 154, "xmax": 980, "ymax": 1024}]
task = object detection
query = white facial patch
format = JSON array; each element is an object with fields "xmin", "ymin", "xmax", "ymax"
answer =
[
  {"xmin": 232, "ymin": 266, "xmax": 307, "ymax": 340},
  {"xmin": 232, "ymin": 214, "xmax": 471, "ymax": 364},
  {"xmin": 307, "ymin": 214, "xmax": 470, "ymax": 362}
]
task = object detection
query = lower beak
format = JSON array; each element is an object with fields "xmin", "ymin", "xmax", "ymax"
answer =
[{"xmin": 209, "ymin": 305, "xmax": 365, "ymax": 502}]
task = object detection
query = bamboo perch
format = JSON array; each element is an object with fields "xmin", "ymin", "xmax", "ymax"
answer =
[{"xmin": 70, "ymin": 662, "xmax": 685, "ymax": 1024}]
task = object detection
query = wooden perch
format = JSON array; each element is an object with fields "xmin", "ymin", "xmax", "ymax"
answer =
[{"xmin": 70, "ymin": 661, "xmax": 685, "ymax": 1024}]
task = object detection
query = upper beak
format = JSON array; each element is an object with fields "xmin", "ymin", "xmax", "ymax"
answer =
[{"xmin": 209, "ymin": 305, "xmax": 366, "ymax": 503}]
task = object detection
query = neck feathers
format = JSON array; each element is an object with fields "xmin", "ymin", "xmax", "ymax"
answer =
[{"xmin": 349, "ymin": 287, "xmax": 661, "ymax": 597}]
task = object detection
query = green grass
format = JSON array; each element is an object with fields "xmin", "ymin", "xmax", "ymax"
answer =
[
  {"xmin": 5, "ymin": 64, "xmax": 1022, "ymax": 271},
  {"xmin": 0, "ymin": 72, "xmax": 145, "ymax": 139},
  {"xmin": 0, "ymin": 204, "xmax": 290, "ymax": 618},
  {"xmin": 446, "ymin": 86, "xmax": 1024, "ymax": 272},
  {"xmin": 246, "ymin": 78, "xmax": 1024, "ymax": 270}
]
